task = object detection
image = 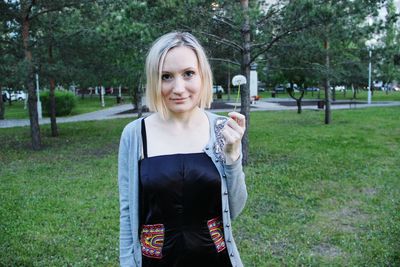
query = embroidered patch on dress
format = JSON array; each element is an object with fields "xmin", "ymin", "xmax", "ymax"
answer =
[
  {"xmin": 207, "ymin": 217, "xmax": 226, "ymax": 253},
  {"xmin": 140, "ymin": 224, "xmax": 164, "ymax": 259}
]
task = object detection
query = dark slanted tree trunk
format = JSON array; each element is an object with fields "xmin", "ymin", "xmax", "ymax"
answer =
[
  {"xmin": 22, "ymin": 4, "xmax": 42, "ymax": 150},
  {"xmin": 7, "ymin": 88, "xmax": 12, "ymax": 106},
  {"xmin": 48, "ymin": 43, "xmax": 58, "ymax": 137},
  {"xmin": 98, "ymin": 85, "xmax": 102, "ymax": 102},
  {"xmin": 296, "ymin": 99, "xmax": 302, "ymax": 113},
  {"xmin": 352, "ymin": 84, "xmax": 357, "ymax": 99},
  {"xmin": 137, "ymin": 83, "xmax": 143, "ymax": 118},
  {"xmin": 132, "ymin": 78, "xmax": 143, "ymax": 118},
  {"xmin": 240, "ymin": 0, "xmax": 250, "ymax": 165},
  {"xmin": 324, "ymin": 38, "xmax": 332, "ymax": 124},
  {"xmin": 0, "ymin": 86, "xmax": 4, "ymax": 120}
]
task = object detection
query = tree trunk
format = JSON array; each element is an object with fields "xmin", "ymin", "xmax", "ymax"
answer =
[
  {"xmin": 287, "ymin": 83, "xmax": 304, "ymax": 114},
  {"xmin": 22, "ymin": 8, "xmax": 41, "ymax": 150},
  {"xmin": 324, "ymin": 39, "xmax": 331, "ymax": 124},
  {"xmin": 240, "ymin": 0, "xmax": 250, "ymax": 165},
  {"xmin": 7, "ymin": 89, "xmax": 12, "ymax": 106},
  {"xmin": 136, "ymin": 81, "xmax": 143, "ymax": 118},
  {"xmin": 132, "ymin": 76, "xmax": 143, "ymax": 118},
  {"xmin": 48, "ymin": 43, "xmax": 58, "ymax": 137},
  {"xmin": 296, "ymin": 99, "xmax": 302, "ymax": 114},
  {"xmin": 98, "ymin": 86, "xmax": 102, "ymax": 102},
  {"xmin": 0, "ymin": 86, "xmax": 4, "ymax": 120}
]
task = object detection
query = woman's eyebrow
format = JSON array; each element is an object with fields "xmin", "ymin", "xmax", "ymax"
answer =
[
  {"xmin": 162, "ymin": 67, "xmax": 196, "ymax": 73},
  {"xmin": 182, "ymin": 67, "xmax": 196, "ymax": 71}
]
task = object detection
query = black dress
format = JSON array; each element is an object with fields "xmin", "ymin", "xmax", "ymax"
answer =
[{"xmin": 139, "ymin": 119, "xmax": 231, "ymax": 267}]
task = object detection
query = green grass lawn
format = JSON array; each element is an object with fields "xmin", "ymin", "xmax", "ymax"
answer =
[
  {"xmin": 1, "ymin": 107, "xmax": 399, "ymax": 266},
  {"xmin": 2, "ymin": 95, "xmax": 124, "ymax": 119},
  {"xmin": 258, "ymin": 90, "xmax": 400, "ymax": 101}
]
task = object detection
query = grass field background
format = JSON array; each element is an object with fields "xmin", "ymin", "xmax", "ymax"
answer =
[
  {"xmin": 258, "ymin": 90, "xmax": 400, "ymax": 101},
  {"xmin": 2, "ymin": 95, "xmax": 122, "ymax": 119},
  {"xmin": 3, "ymin": 90, "xmax": 400, "ymax": 120},
  {"xmin": 1, "ymin": 107, "xmax": 399, "ymax": 266}
]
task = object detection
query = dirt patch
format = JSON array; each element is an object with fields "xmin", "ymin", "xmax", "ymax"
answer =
[
  {"xmin": 270, "ymin": 239, "xmax": 292, "ymax": 257},
  {"xmin": 311, "ymin": 243, "xmax": 343, "ymax": 258},
  {"xmin": 84, "ymin": 142, "xmax": 119, "ymax": 157},
  {"xmin": 250, "ymin": 197, "xmax": 279, "ymax": 219},
  {"xmin": 320, "ymin": 200, "xmax": 370, "ymax": 233},
  {"xmin": 361, "ymin": 187, "xmax": 378, "ymax": 197}
]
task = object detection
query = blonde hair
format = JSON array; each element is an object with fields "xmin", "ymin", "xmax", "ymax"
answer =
[{"xmin": 145, "ymin": 32, "xmax": 213, "ymax": 119}]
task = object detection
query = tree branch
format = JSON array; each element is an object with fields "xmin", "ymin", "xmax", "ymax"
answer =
[
  {"xmin": 212, "ymin": 14, "xmax": 240, "ymax": 30},
  {"xmin": 268, "ymin": 66, "xmax": 321, "ymax": 71},
  {"xmin": 24, "ymin": 0, "xmax": 35, "ymax": 21},
  {"xmin": 29, "ymin": 1, "xmax": 86, "ymax": 20},
  {"xmin": 29, "ymin": 0, "xmax": 102, "ymax": 21},
  {"xmin": 250, "ymin": 22, "xmax": 313, "ymax": 63},
  {"xmin": 209, "ymin": 58, "xmax": 240, "ymax": 66},
  {"xmin": 191, "ymin": 29, "xmax": 243, "ymax": 51},
  {"xmin": 255, "ymin": 6, "xmax": 281, "ymax": 28}
]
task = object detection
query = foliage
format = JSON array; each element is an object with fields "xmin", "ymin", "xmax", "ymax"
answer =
[
  {"xmin": 0, "ymin": 1, "xmax": 398, "ymax": 149},
  {"xmin": 40, "ymin": 91, "xmax": 76, "ymax": 116},
  {"xmin": 0, "ymin": 1, "xmax": 396, "ymax": 95},
  {"xmin": 1, "ymin": 107, "xmax": 399, "ymax": 266},
  {"xmin": 374, "ymin": 0, "xmax": 400, "ymax": 85},
  {"xmin": 266, "ymin": 0, "xmax": 386, "ymax": 89}
]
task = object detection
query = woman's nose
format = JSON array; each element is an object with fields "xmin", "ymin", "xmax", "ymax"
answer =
[{"xmin": 172, "ymin": 77, "xmax": 185, "ymax": 93}]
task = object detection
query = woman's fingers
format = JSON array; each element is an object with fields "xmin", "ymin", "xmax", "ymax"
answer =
[
  {"xmin": 228, "ymin": 112, "xmax": 246, "ymax": 129},
  {"xmin": 223, "ymin": 112, "xmax": 245, "ymax": 143},
  {"xmin": 222, "ymin": 125, "xmax": 241, "ymax": 144},
  {"xmin": 222, "ymin": 113, "xmax": 246, "ymax": 146},
  {"xmin": 222, "ymin": 112, "xmax": 246, "ymax": 163},
  {"xmin": 225, "ymin": 119, "xmax": 244, "ymax": 137}
]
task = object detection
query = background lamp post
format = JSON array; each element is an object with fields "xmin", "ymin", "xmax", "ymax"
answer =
[
  {"xmin": 368, "ymin": 50, "xmax": 372, "ymax": 105},
  {"xmin": 35, "ymin": 73, "xmax": 42, "ymax": 119},
  {"xmin": 365, "ymin": 38, "xmax": 377, "ymax": 105}
]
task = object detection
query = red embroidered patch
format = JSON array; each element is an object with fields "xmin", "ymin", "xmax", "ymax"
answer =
[
  {"xmin": 207, "ymin": 217, "xmax": 226, "ymax": 253},
  {"xmin": 140, "ymin": 224, "xmax": 164, "ymax": 259}
]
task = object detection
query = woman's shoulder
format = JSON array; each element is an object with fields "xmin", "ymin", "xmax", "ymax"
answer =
[{"xmin": 120, "ymin": 117, "xmax": 145, "ymax": 139}]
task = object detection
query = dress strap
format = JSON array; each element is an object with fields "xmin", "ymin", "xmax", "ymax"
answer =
[{"xmin": 141, "ymin": 118, "xmax": 148, "ymax": 159}]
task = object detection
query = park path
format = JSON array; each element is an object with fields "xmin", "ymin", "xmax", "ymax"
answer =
[{"xmin": 1, "ymin": 99, "xmax": 399, "ymax": 129}]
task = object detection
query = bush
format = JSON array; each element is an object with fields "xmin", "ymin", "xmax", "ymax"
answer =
[{"xmin": 40, "ymin": 91, "xmax": 76, "ymax": 116}]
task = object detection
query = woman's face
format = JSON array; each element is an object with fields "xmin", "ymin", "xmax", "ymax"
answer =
[{"xmin": 161, "ymin": 46, "xmax": 202, "ymax": 116}]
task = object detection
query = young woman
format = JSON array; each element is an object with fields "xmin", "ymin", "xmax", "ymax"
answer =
[{"xmin": 118, "ymin": 32, "xmax": 247, "ymax": 267}]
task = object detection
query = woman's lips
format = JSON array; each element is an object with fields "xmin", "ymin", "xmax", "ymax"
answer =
[{"xmin": 171, "ymin": 97, "xmax": 187, "ymax": 103}]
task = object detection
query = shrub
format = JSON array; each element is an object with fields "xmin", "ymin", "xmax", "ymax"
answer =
[{"xmin": 40, "ymin": 90, "xmax": 76, "ymax": 116}]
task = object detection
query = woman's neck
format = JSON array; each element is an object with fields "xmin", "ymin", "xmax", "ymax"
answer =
[{"xmin": 161, "ymin": 107, "xmax": 205, "ymax": 129}]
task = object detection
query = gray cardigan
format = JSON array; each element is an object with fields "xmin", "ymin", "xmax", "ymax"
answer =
[{"xmin": 118, "ymin": 111, "xmax": 248, "ymax": 267}]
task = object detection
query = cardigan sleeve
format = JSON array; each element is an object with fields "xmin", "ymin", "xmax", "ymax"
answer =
[
  {"xmin": 224, "ymin": 154, "xmax": 247, "ymax": 220},
  {"xmin": 118, "ymin": 126, "xmax": 136, "ymax": 266}
]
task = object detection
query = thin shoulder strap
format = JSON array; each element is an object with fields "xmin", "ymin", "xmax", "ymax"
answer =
[{"xmin": 141, "ymin": 118, "xmax": 148, "ymax": 159}]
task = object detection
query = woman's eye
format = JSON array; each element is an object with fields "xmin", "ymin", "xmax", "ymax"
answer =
[
  {"xmin": 161, "ymin": 74, "xmax": 172, "ymax": 81},
  {"xmin": 183, "ymin": 71, "xmax": 195, "ymax": 78}
]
